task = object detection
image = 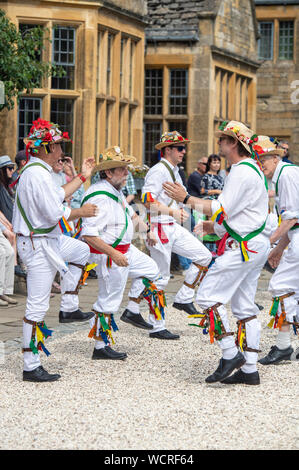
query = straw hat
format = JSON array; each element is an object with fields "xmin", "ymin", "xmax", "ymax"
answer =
[
  {"xmin": 215, "ymin": 120, "xmax": 257, "ymax": 154},
  {"xmin": 252, "ymin": 136, "xmax": 285, "ymax": 158},
  {"xmin": 155, "ymin": 131, "xmax": 190, "ymax": 151},
  {"xmin": 96, "ymin": 146, "xmax": 136, "ymax": 171},
  {"xmin": 24, "ymin": 118, "xmax": 72, "ymax": 157}
]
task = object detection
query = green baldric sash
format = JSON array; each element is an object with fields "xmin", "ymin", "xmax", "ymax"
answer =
[
  {"xmin": 16, "ymin": 162, "xmax": 57, "ymax": 234},
  {"xmin": 80, "ymin": 191, "xmax": 129, "ymax": 248}
]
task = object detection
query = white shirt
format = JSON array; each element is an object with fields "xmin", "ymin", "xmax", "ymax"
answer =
[
  {"xmin": 81, "ymin": 180, "xmax": 135, "ymax": 245},
  {"xmin": 211, "ymin": 158, "xmax": 270, "ymax": 239},
  {"xmin": 142, "ymin": 158, "xmax": 185, "ymax": 223},
  {"xmin": 272, "ymin": 160, "xmax": 299, "ymax": 222},
  {"xmin": 12, "ymin": 157, "xmax": 71, "ymax": 237}
]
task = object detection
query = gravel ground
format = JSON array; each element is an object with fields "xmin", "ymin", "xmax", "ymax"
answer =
[{"xmin": 0, "ymin": 288, "xmax": 298, "ymax": 451}]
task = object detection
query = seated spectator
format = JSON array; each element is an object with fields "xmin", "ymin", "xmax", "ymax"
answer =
[
  {"xmin": 187, "ymin": 156, "xmax": 208, "ymax": 198},
  {"xmin": 0, "ymin": 222, "xmax": 17, "ymax": 306}
]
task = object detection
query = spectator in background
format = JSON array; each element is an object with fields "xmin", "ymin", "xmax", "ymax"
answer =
[
  {"xmin": 278, "ymin": 141, "xmax": 292, "ymax": 164},
  {"xmin": 11, "ymin": 150, "xmax": 27, "ymax": 183},
  {"xmin": 122, "ymin": 170, "xmax": 137, "ymax": 204},
  {"xmin": 200, "ymin": 154, "xmax": 224, "ymax": 198},
  {"xmin": 0, "ymin": 155, "xmax": 26, "ymax": 278},
  {"xmin": 62, "ymin": 156, "xmax": 84, "ymax": 209},
  {"xmin": 0, "ymin": 221, "xmax": 17, "ymax": 306},
  {"xmin": 187, "ymin": 156, "xmax": 208, "ymax": 198}
]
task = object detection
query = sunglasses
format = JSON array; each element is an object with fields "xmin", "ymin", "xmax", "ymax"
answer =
[
  {"xmin": 199, "ymin": 162, "xmax": 207, "ymax": 166},
  {"xmin": 169, "ymin": 145, "xmax": 186, "ymax": 152},
  {"xmin": 6, "ymin": 166, "xmax": 15, "ymax": 170}
]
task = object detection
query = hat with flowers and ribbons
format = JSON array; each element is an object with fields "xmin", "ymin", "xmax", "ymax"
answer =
[
  {"xmin": 24, "ymin": 117, "xmax": 72, "ymax": 159},
  {"xmin": 252, "ymin": 135, "xmax": 285, "ymax": 158},
  {"xmin": 215, "ymin": 120, "xmax": 257, "ymax": 154},
  {"xmin": 155, "ymin": 131, "xmax": 190, "ymax": 150},
  {"xmin": 95, "ymin": 146, "xmax": 136, "ymax": 171}
]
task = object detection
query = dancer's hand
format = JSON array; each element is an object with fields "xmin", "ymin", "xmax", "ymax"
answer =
[
  {"xmin": 81, "ymin": 157, "xmax": 96, "ymax": 179},
  {"xmin": 173, "ymin": 208, "xmax": 189, "ymax": 224},
  {"xmin": 111, "ymin": 250, "xmax": 129, "ymax": 267},
  {"xmin": 146, "ymin": 230, "xmax": 157, "ymax": 246},
  {"xmin": 193, "ymin": 220, "xmax": 214, "ymax": 237},
  {"xmin": 268, "ymin": 246, "xmax": 284, "ymax": 268},
  {"xmin": 80, "ymin": 203, "xmax": 99, "ymax": 218},
  {"xmin": 163, "ymin": 182, "xmax": 187, "ymax": 202}
]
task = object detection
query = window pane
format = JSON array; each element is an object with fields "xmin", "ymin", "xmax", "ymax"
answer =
[
  {"xmin": 52, "ymin": 26, "xmax": 76, "ymax": 89},
  {"xmin": 169, "ymin": 69, "xmax": 188, "ymax": 115},
  {"xmin": 144, "ymin": 121, "xmax": 162, "ymax": 166},
  {"xmin": 18, "ymin": 97, "xmax": 42, "ymax": 151},
  {"xmin": 50, "ymin": 98, "xmax": 74, "ymax": 155},
  {"xmin": 258, "ymin": 22, "xmax": 273, "ymax": 60},
  {"xmin": 144, "ymin": 69, "xmax": 163, "ymax": 115},
  {"xmin": 19, "ymin": 24, "xmax": 43, "ymax": 87},
  {"xmin": 279, "ymin": 21, "xmax": 294, "ymax": 60},
  {"xmin": 106, "ymin": 33, "xmax": 114, "ymax": 95}
]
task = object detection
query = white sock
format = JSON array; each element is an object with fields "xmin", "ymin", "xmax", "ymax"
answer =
[
  {"xmin": 241, "ymin": 363, "xmax": 257, "ymax": 374},
  {"xmin": 127, "ymin": 301, "xmax": 140, "ymax": 314},
  {"xmin": 276, "ymin": 330, "xmax": 291, "ymax": 350},
  {"xmin": 94, "ymin": 340, "xmax": 105, "ymax": 350},
  {"xmin": 222, "ymin": 346, "xmax": 238, "ymax": 360}
]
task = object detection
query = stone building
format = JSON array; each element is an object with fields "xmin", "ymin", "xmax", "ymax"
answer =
[
  {"xmin": 0, "ymin": 0, "xmax": 147, "ymax": 168},
  {"xmin": 255, "ymin": 0, "xmax": 299, "ymax": 164},
  {"xmin": 144, "ymin": 0, "xmax": 260, "ymax": 172}
]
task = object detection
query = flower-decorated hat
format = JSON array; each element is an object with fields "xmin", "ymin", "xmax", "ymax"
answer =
[
  {"xmin": 155, "ymin": 131, "xmax": 190, "ymax": 150},
  {"xmin": 96, "ymin": 146, "xmax": 137, "ymax": 171},
  {"xmin": 215, "ymin": 120, "xmax": 257, "ymax": 154},
  {"xmin": 24, "ymin": 117, "xmax": 72, "ymax": 159},
  {"xmin": 252, "ymin": 136, "xmax": 285, "ymax": 158}
]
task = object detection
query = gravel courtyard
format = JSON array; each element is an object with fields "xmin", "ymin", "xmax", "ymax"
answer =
[{"xmin": 0, "ymin": 272, "xmax": 298, "ymax": 450}]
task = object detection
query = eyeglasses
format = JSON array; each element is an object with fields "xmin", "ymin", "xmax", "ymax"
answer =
[
  {"xmin": 169, "ymin": 145, "xmax": 186, "ymax": 152},
  {"xmin": 199, "ymin": 162, "xmax": 207, "ymax": 166}
]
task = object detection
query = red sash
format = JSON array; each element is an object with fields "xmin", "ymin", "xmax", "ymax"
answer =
[
  {"xmin": 151, "ymin": 222, "xmax": 174, "ymax": 244},
  {"xmin": 88, "ymin": 243, "xmax": 130, "ymax": 255}
]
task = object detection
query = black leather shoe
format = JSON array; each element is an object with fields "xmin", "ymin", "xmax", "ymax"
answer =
[
  {"xmin": 92, "ymin": 346, "xmax": 127, "ymax": 360},
  {"xmin": 173, "ymin": 302, "xmax": 200, "ymax": 315},
  {"xmin": 205, "ymin": 351, "xmax": 246, "ymax": 383},
  {"xmin": 258, "ymin": 345, "xmax": 293, "ymax": 365},
  {"xmin": 23, "ymin": 366, "xmax": 61, "ymax": 382},
  {"xmin": 59, "ymin": 309, "xmax": 94, "ymax": 323},
  {"xmin": 221, "ymin": 369, "xmax": 260, "ymax": 385},
  {"xmin": 120, "ymin": 309, "xmax": 153, "ymax": 330},
  {"xmin": 149, "ymin": 329, "xmax": 180, "ymax": 340}
]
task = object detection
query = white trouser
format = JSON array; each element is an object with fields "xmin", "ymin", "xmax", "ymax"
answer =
[
  {"xmin": 90, "ymin": 244, "xmax": 163, "ymax": 349},
  {"xmin": 269, "ymin": 230, "xmax": 299, "ymax": 323},
  {"xmin": 0, "ymin": 231, "xmax": 15, "ymax": 296},
  {"xmin": 147, "ymin": 223, "xmax": 212, "ymax": 303},
  {"xmin": 17, "ymin": 235, "xmax": 90, "ymax": 371},
  {"xmin": 196, "ymin": 233, "xmax": 270, "ymax": 366}
]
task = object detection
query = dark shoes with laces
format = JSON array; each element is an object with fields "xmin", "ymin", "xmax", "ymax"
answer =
[
  {"xmin": 258, "ymin": 345, "xmax": 293, "ymax": 365},
  {"xmin": 92, "ymin": 346, "xmax": 127, "ymax": 360},
  {"xmin": 120, "ymin": 309, "xmax": 153, "ymax": 330},
  {"xmin": 23, "ymin": 366, "xmax": 61, "ymax": 382},
  {"xmin": 221, "ymin": 369, "xmax": 260, "ymax": 385},
  {"xmin": 59, "ymin": 309, "xmax": 94, "ymax": 323},
  {"xmin": 173, "ymin": 302, "xmax": 200, "ymax": 315},
  {"xmin": 205, "ymin": 351, "xmax": 246, "ymax": 383}
]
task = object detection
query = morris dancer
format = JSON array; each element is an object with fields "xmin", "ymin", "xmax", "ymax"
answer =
[
  {"xmin": 256, "ymin": 136, "xmax": 299, "ymax": 364},
  {"xmin": 141, "ymin": 131, "xmax": 212, "ymax": 327},
  {"xmin": 13, "ymin": 118, "xmax": 98, "ymax": 382},
  {"xmin": 163, "ymin": 121, "xmax": 271, "ymax": 385},
  {"xmin": 81, "ymin": 146, "xmax": 179, "ymax": 360}
]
